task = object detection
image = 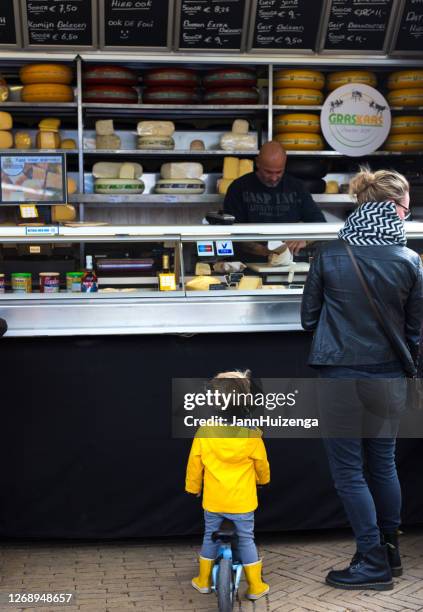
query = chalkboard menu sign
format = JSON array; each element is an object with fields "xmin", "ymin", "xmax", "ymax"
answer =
[
  {"xmin": 177, "ymin": 0, "xmax": 249, "ymax": 51},
  {"xmin": 22, "ymin": 0, "xmax": 96, "ymax": 48},
  {"xmin": 249, "ymin": 0, "xmax": 325, "ymax": 52},
  {"xmin": 392, "ymin": 0, "xmax": 423, "ymax": 54},
  {"xmin": 100, "ymin": 0, "xmax": 173, "ymax": 50},
  {"xmin": 322, "ymin": 0, "xmax": 394, "ymax": 53},
  {"xmin": 0, "ymin": 0, "xmax": 20, "ymax": 47}
]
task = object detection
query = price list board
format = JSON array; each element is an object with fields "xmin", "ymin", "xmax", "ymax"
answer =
[
  {"xmin": 321, "ymin": 0, "xmax": 394, "ymax": 53},
  {"xmin": 391, "ymin": 0, "xmax": 423, "ymax": 55},
  {"xmin": 22, "ymin": 0, "xmax": 96, "ymax": 49},
  {"xmin": 0, "ymin": 0, "xmax": 21, "ymax": 48},
  {"xmin": 100, "ymin": 0, "xmax": 174, "ymax": 50},
  {"xmin": 248, "ymin": 0, "xmax": 325, "ymax": 52},
  {"xmin": 176, "ymin": 0, "xmax": 250, "ymax": 51}
]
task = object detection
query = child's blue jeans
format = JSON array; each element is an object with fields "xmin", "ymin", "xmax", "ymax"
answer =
[{"xmin": 200, "ymin": 510, "xmax": 258, "ymax": 564}]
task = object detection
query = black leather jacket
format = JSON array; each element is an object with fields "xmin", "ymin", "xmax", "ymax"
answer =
[{"xmin": 301, "ymin": 239, "xmax": 423, "ymax": 370}]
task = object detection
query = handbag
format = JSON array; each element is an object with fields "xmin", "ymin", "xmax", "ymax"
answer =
[{"xmin": 344, "ymin": 242, "xmax": 423, "ymax": 411}]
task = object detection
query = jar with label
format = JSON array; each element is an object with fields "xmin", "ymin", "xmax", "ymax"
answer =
[
  {"xmin": 39, "ymin": 272, "xmax": 60, "ymax": 293},
  {"xmin": 66, "ymin": 272, "xmax": 83, "ymax": 293},
  {"xmin": 0, "ymin": 274, "xmax": 4, "ymax": 293},
  {"xmin": 11, "ymin": 273, "xmax": 32, "ymax": 293}
]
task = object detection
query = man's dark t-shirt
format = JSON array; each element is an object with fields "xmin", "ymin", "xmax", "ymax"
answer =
[{"xmin": 223, "ymin": 172, "xmax": 325, "ymax": 223}]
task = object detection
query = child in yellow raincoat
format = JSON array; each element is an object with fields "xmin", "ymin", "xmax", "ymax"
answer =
[{"xmin": 185, "ymin": 370, "xmax": 270, "ymax": 600}]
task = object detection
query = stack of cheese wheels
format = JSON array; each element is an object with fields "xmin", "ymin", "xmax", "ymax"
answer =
[
  {"xmin": 137, "ymin": 120, "xmax": 175, "ymax": 150},
  {"xmin": 217, "ymin": 157, "xmax": 254, "ymax": 194},
  {"xmin": 94, "ymin": 162, "xmax": 145, "ymax": 194},
  {"xmin": 83, "ymin": 65, "xmax": 138, "ymax": 104},
  {"xmin": 220, "ymin": 119, "xmax": 257, "ymax": 152},
  {"xmin": 0, "ymin": 111, "xmax": 13, "ymax": 149},
  {"xmin": 385, "ymin": 70, "xmax": 423, "ymax": 152},
  {"xmin": 20, "ymin": 64, "xmax": 74, "ymax": 103},
  {"xmin": 326, "ymin": 70, "xmax": 377, "ymax": 91},
  {"xmin": 273, "ymin": 71, "xmax": 324, "ymax": 150},
  {"xmin": 387, "ymin": 70, "xmax": 423, "ymax": 107},
  {"xmin": 143, "ymin": 68, "xmax": 199, "ymax": 105},
  {"xmin": 155, "ymin": 162, "xmax": 205, "ymax": 194},
  {"xmin": 203, "ymin": 68, "xmax": 258, "ymax": 105}
]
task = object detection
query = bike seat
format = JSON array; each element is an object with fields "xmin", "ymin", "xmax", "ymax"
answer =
[{"xmin": 212, "ymin": 519, "xmax": 237, "ymax": 543}]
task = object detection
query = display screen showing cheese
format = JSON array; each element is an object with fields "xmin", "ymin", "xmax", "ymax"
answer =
[
  {"xmin": 144, "ymin": 68, "xmax": 198, "ymax": 88},
  {"xmin": 387, "ymin": 89, "xmax": 423, "ymax": 107},
  {"xmin": 186, "ymin": 276, "xmax": 221, "ymax": 290},
  {"xmin": 143, "ymin": 87, "xmax": 199, "ymax": 104},
  {"xmin": 0, "ymin": 112, "xmax": 13, "ymax": 130},
  {"xmin": 155, "ymin": 178, "xmax": 205, "ymax": 194},
  {"xmin": 92, "ymin": 162, "xmax": 143, "ymax": 179},
  {"xmin": 273, "ymin": 88, "xmax": 323, "ymax": 105},
  {"xmin": 160, "ymin": 162, "xmax": 203, "ymax": 179},
  {"xmin": 220, "ymin": 133, "xmax": 257, "ymax": 151},
  {"xmin": 0, "ymin": 131, "xmax": 13, "ymax": 149},
  {"xmin": 327, "ymin": 71, "xmax": 377, "ymax": 91},
  {"xmin": 96, "ymin": 134, "xmax": 122, "ymax": 150},
  {"xmin": 21, "ymin": 84, "xmax": 74, "ymax": 103},
  {"xmin": 275, "ymin": 132, "xmax": 324, "ymax": 150},
  {"xmin": 390, "ymin": 116, "xmax": 423, "ymax": 134},
  {"xmin": 274, "ymin": 70, "xmax": 324, "ymax": 90},
  {"xmin": 275, "ymin": 113, "xmax": 321, "ymax": 134},
  {"xmin": 238, "ymin": 276, "xmax": 262, "ymax": 290},
  {"xmin": 137, "ymin": 136, "xmax": 175, "ymax": 150},
  {"xmin": 84, "ymin": 85, "xmax": 138, "ymax": 104},
  {"xmin": 94, "ymin": 178, "xmax": 145, "ymax": 194},
  {"xmin": 20, "ymin": 64, "xmax": 73, "ymax": 85},
  {"xmin": 204, "ymin": 88, "xmax": 259, "ymax": 105},
  {"xmin": 15, "ymin": 132, "xmax": 32, "ymax": 149},
  {"xmin": 388, "ymin": 70, "xmax": 423, "ymax": 91},
  {"xmin": 83, "ymin": 65, "xmax": 138, "ymax": 86},
  {"xmin": 1, "ymin": 156, "xmax": 65, "ymax": 203},
  {"xmin": 137, "ymin": 121, "xmax": 175, "ymax": 137},
  {"xmin": 383, "ymin": 134, "xmax": 423, "ymax": 152},
  {"xmin": 203, "ymin": 69, "xmax": 256, "ymax": 89}
]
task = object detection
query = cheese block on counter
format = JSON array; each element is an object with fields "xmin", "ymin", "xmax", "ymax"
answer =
[
  {"xmin": 388, "ymin": 70, "xmax": 423, "ymax": 90},
  {"xmin": 92, "ymin": 162, "xmax": 143, "ymax": 179},
  {"xmin": 36, "ymin": 131, "xmax": 61, "ymax": 149},
  {"xmin": 274, "ymin": 69, "xmax": 325, "ymax": 90},
  {"xmin": 0, "ymin": 111, "xmax": 13, "ymax": 130},
  {"xmin": 186, "ymin": 276, "xmax": 221, "ymax": 290},
  {"xmin": 143, "ymin": 87, "xmax": 199, "ymax": 105},
  {"xmin": 144, "ymin": 68, "xmax": 198, "ymax": 88},
  {"xmin": 155, "ymin": 178, "xmax": 205, "ymax": 194},
  {"xmin": 275, "ymin": 132, "xmax": 324, "ymax": 150},
  {"xmin": 22, "ymin": 84, "xmax": 74, "ymax": 103},
  {"xmin": 83, "ymin": 85, "xmax": 138, "ymax": 104},
  {"xmin": 95, "ymin": 178, "xmax": 145, "ymax": 194},
  {"xmin": 160, "ymin": 162, "xmax": 203, "ymax": 179},
  {"xmin": 390, "ymin": 115, "xmax": 423, "ymax": 134},
  {"xmin": 195, "ymin": 263, "xmax": 211, "ymax": 275},
  {"xmin": 96, "ymin": 134, "xmax": 122, "ymax": 150},
  {"xmin": 383, "ymin": 133, "xmax": 423, "ymax": 152},
  {"xmin": 238, "ymin": 276, "xmax": 262, "ymax": 290},
  {"xmin": 137, "ymin": 135, "xmax": 175, "ymax": 150},
  {"xmin": 203, "ymin": 68, "xmax": 256, "ymax": 89},
  {"xmin": 220, "ymin": 133, "xmax": 257, "ymax": 151},
  {"xmin": 387, "ymin": 88, "xmax": 423, "ymax": 107},
  {"xmin": 275, "ymin": 113, "xmax": 321, "ymax": 134},
  {"xmin": 273, "ymin": 88, "xmax": 324, "ymax": 105},
  {"xmin": 137, "ymin": 121, "xmax": 175, "ymax": 136},
  {"xmin": 83, "ymin": 65, "xmax": 138, "ymax": 86},
  {"xmin": 14, "ymin": 132, "xmax": 32, "ymax": 149},
  {"xmin": 327, "ymin": 70, "xmax": 377, "ymax": 91},
  {"xmin": 204, "ymin": 87, "xmax": 259, "ymax": 105},
  {"xmin": 0, "ymin": 131, "xmax": 13, "ymax": 149},
  {"xmin": 20, "ymin": 63, "xmax": 73, "ymax": 85}
]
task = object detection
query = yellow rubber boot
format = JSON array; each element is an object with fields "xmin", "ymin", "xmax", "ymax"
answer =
[
  {"xmin": 191, "ymin": 556, "xmax": 214, "ymax": 594},
  {"xmin": 243, "ymin": 559, "xmax": 270, "ymax": 600}
]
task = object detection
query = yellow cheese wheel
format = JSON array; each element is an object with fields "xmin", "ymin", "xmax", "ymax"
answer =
[
  {"xmin": 388, "ymin": 70, "xmax": 423, "ymax": 91},
  {"xmin": 274, "ymin": 113, "xmax": 321, "ymax": 134},
  {"xmin": 14, "ymin": 132, "xmax": 32, "ymax": 149},
  {"xmin": 61, "ymin": 139, "xmax": 77, "ymax": 149},
  {"xmin": 327, "ymin": 71, "xmax": 377, "ymax": 91},
  {"xmin": 273, "ymin": 88, "xmax": 323, "ymax": 106},
  {"xmin": 274, "ymin": 70, "xmax": 324, "ymax": 90},
  {"xmin": 20, "ymin": 64, "xmax": 73, "ymax": 85},
  {"xmin": 22, "ymin": 84, "xmax": 74, "ymax": 103},
  {"xmin": 51, "ymin": 205, "xmax": 77, "ymax": 223},
  {"xmin": 383, "ymin": 133, "xmax": 423, "ymax": 152},
  {"xmin": 67, "ymin": 177, "xmax": 77, "ymax": 195},
  {"xmin": 36, "ymin": 131, "xmax": 61, "ymax": 149},
  {"xmin": 275, "ymin": 132, "xmax": 324, "ymax": 151},
  {"xmin": 390, "ymin": 116, "xmax": 423, "ymax": 134},
  {"xmin": 0, "ymin": 130, "xmax": 13, "ymax": 149},
  {"xmin": 0, "ymin": 111, "xmax": 13, "ymax": 130},
  {"xmin": 387, "ymin": 88, "xmax": 423, "ymax": 107}
]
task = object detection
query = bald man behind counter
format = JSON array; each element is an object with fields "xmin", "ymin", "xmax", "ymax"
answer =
[{"xmin": 223, "ymin": 141, "xmax": 326, "ymax": 255}]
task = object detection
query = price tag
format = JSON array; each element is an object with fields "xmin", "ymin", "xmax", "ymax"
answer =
[
  {"xmin": 19, "ymin": 204, "xmax": 39, "ymax": 219},
  {"xmin": 25, "ymin": 226, "xmax": 59, "ymax": 237}
]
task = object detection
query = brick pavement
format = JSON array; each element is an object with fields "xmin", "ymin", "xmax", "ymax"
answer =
[{"xmin": 0, "ymin": 529, "xmax": 422, "ymax": 612}]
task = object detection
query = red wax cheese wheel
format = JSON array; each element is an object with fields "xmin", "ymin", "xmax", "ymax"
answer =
[
  {"xmin": 203, "ymin": 68, "xmax": 257, "ymax": 89},
  {"xmin": 83, "ymin": 65, "xmax": 138, "ymax": 86},
  {"xmin": 144, "ymin": 68, "xmax": 198, "ymax": 88},
  {"xmin": 204, "ymin": 87, "xmax": 259, "ymax": 105},
  {"xmin": 143, "ymin": 87, "xmax": 199, "ymax": 104},
  {"xmin": 83, "ymin": 85, "xmax": 138, "ymax": 104}
]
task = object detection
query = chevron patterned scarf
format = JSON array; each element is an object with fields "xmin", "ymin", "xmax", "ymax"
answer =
[{"xmin": 338, "ymin": 201, "xmax": 406, "ymax": 246}]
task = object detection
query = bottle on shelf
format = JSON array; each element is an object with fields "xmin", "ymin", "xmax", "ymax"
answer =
[
  {"xmin": 81, "ymin": 255, "xmax": 98, "ymax": 293},
  {"xmin": 157, "ymin": 253, "xmax": 176, "ymax": 291}
]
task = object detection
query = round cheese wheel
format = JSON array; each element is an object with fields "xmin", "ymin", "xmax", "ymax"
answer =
[
  {"xmin": 94, "ymin": 178, "xmax": 145, "ymax": 194},
  {"xmin": 21, "ymin": 84, "xmax": 74, "ymax": 103},
  {"xmin": 143, "ymin": 87, "xmax": 199, "ymax": 104},
  {"xmin": 20, "ymin": 64, "xmax": 73, "ymax": 85},
  {"xmin": 388, "ymin": 70, "xmax": 423, "ymax": 91},
  {"xmin": 274, "ymin": 70, "xmax": 324, "ymax": 90},
  {"xmin": 273, "ymin": 88, "xmax": 323, "ymax": 106},
  {"xmin": 154, "ymin": 178, "xmax": 205, "ymax": 194},
  {"xmin": 144, "ymin": 68, "xmax": 198, "ymax": 88},
  {"xmin": 327, "ymin": 71, "xmax": 377, "ymax": 91},
  {"xmin": 390, "ymin": 116, "xmax": 423, "ymax": 134},
  {"xmin": 383, "ymin": 133, "xmax": 423, "ymax": 152},
  {"xmin": 204, "ymin": 87, "xmax": 259, "ymax": 105},
  {"xmin": 137, "ymin": 136, "xmax": 175, "ymax": 150},
  {"xmin": 83, "ymin": 65, "xmax": 138, "ymax": 86},
  {"xmin": 275, "ymin": 132, "xmax": 324, "ymax": 151},
  {"xmin": 83, "ymin": 85, "xmax": 138, "ymax": 104},
  {"xmin": 203, "ymin": 68, "xmax": 257, "ymax": 89},
  {"xmin": 387, "ymin": 88, "xmax": 423, "ymax": 107},
  {"xmin": 274, "ymin": 113, "xmax": 321, "ymax": 134},
  {"xmin": 61, "ymin": 139, "xmax": 77, "ymax": 150}
]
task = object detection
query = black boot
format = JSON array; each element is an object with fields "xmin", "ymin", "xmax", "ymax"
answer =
[
  {"xmin": 326, "ymin": 544, "xmax": 393, "ymax": 590},
  {"xmin": 382, "ymin": 531, "xmax": 402, "ymax": 577}
]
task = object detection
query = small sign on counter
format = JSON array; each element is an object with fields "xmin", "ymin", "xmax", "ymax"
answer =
[{"xmin": 0, "ymin": 0, "xmax": 20, "ymax": 48}]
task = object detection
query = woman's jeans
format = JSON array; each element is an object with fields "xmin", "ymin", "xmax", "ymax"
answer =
[
  {"xmin": 317, "ymin": 365, "xmax": 407, "ymax": 553},
  {"xmin": 200, "ymin": 510, "xmax": 258, "ymax": 564}
]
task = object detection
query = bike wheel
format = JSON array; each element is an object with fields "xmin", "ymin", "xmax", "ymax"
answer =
[{"xmin": 217, "ymin": 558, "xmax": 234, "ymax": 612}]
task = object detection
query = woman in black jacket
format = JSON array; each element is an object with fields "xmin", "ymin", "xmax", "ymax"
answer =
[{"xmin": 301, "ymin": 168, "xmax": 423, "ymax": 591}]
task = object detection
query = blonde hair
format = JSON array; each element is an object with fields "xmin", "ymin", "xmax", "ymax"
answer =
[{"xmin": 349, "ymin": 166, "xmax": 409, "ymax": 205}]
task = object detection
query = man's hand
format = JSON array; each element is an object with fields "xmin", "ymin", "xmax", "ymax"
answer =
[
  {"xmin": 242, "ymin": 242, "xmax": 272, "ymax": 257},
  {"xmin": 286, "ymin": 240, "xmax": 307, "ymax": 256}
]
